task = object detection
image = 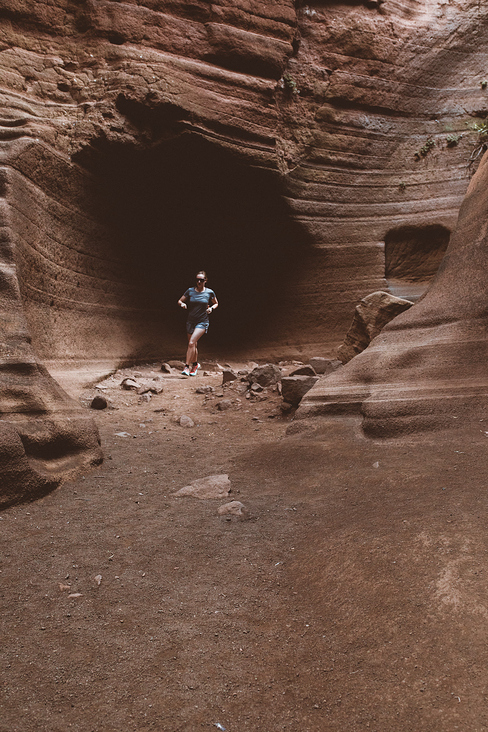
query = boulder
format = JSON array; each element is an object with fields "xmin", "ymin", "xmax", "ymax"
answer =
[
  {"xmin": 248, "ymin": 364, "xmax": 281, "ymax": 388},
  {"xmin": 337, "ymin": 292, "xmax": 413, "ymax": 364},
  {"xmin": 222, "ymin": 369, "xmax": 238, "ymax": 384},
  {"xmin": 281, "ymin": 375, "xmax": 319, "ymax": 407}
]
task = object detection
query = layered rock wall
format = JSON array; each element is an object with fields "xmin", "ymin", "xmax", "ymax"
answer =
[{"xmin": 2, "ymin": 0, "xmax": 487, "ymax": 361}]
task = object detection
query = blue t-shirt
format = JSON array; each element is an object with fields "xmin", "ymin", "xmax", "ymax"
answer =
[{"xmin": 184, "ymin": 287, "xmax": 216, "ymax": 324}]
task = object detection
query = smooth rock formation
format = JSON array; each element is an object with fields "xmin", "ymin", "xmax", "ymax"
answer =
[{"xmin": 296, "ymin": 149, "xmax": 488, "ymax": 435}]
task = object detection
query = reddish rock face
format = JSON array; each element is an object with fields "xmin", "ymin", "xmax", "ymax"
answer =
[
  {"xmin": 297, "ymin": 149, "xmax": 488, "ymax": 434},
  {"xmin": 1, "ymin": 0, "xmax": 488, "ymax": 498}
]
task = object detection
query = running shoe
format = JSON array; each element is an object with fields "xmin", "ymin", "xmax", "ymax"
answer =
[
  {"xmin": 181, "ymin": 365, "xmax": 190, "ymax": 376},
  {"xmin": 189, "ymin": 362, "xmax": 200, "ymax": 376}
]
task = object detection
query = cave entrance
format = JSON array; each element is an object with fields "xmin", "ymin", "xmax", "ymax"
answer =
[
  {"xmin": 81, "ymin": 133, "xmax": 310, "ymax": 361},
  {"xmin": 384, "ymin": 224, "xmax": 450, "ymax": 301}
]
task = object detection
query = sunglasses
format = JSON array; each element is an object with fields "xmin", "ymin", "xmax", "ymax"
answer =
[{"xmin": 196, "ymin": 278, "xmax": 205, "ymax": 282}]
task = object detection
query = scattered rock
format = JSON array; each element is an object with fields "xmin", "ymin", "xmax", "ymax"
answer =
[
  {"xmin": 290, "ymin": 365, "xmax": 316, "ymax": 376},
  {"xmin": 217, "ymin": 501, "xmax": 249, "ymax": 521},
  {"xmin": 309, "ymin": 357, "xmax": 337, "ymax": 375},
  {"xmin": 179, "ymin": 415, "xmax": 195, "ymax": 428},
  {"xmin": 247, "ymin": 364, "xmax": 281, "ymax": 387},
  {"xmin": 196, "ymin": 385, "xmax": 215, "ymax": 394},
  {"xmin": 90, "ymin": 395, "xmax": 108, "ymax": 410},
  {"xmin": 281, "ymin": 375, "xmax": 319, "ymax": 407},
  {"xmin": 138, "ymin": 393, "xmax": 152, "ymax": 403},
  {"xmin": 167, "ymin": 360, "xmax": 185, "ymax": 370},
  {"xmin": 121, "ymin": 377, "xmax": 142, "ymax": 390},
  {"xmin": 222, "ymin": 368, "xmax": 238, "ymax": 384},
  {"xmin": 174, "ymin": 474, "xmax": 231, "ymax": 499},
  {"xmin": 94, "ymin": 575, "xmax": 102, "ymax": 586},
  {"xmin": 160, "ymin": 362, "xmax": 174, "ymax": 374},
  {"xmin": 280, "ymin": 401, "xmax": 294, "ymax": 414},
  {"xmin": 217, "ymin": 399, "xmax": 232, "ymax": 411},
  {"xmin": 137, "ymin": 378, "xmax": 164, "ymax": 395}
]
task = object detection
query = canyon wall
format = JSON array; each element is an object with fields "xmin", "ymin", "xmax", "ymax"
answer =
[{"xmin": 1, "ymin": 0, "xmax": 488, "ymax": 498}]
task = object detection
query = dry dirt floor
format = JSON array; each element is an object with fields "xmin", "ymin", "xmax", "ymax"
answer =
[{"xmin": 1, "ymin": 360, "xmax": 488, "ymax": 732}]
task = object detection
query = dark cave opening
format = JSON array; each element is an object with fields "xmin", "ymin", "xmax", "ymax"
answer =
[{"xmin": 77, "ymin": 133, "xmax": 311, "ymax": 358}]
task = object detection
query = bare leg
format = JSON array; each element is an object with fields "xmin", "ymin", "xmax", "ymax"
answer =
[{"xmin": 186, "ymin": 327, "xmax": 206, "ymax": 366}]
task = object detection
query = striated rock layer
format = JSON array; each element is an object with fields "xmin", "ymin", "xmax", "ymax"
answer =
[
  {"xmin": 296, "ymin": 148, "xmax": 488, "ymax": 435},
  {"xmin": 1, "ymin": 0, "xmax": 488, "ymax": 498}
]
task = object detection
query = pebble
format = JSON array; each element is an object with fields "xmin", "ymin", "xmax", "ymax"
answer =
[
  {"xmin": 217, "ymin": 399, "xmax": 232, "ymax": 411},
  {"xmin": 217, "ymin": 501, "xmax": 249, "ymax": 521}
]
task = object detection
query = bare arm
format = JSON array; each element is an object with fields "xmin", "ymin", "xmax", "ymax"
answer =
[
  {"xmin": 206, "ymin": 296, "xmax": 218, "ymax": 314},
  {"xmin": 178, "ymin": 294, "xmax": 188, "ymax": 309}
]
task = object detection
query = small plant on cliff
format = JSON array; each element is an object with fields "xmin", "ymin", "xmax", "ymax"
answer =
[
  {"xmin": 398, "ymin": 181, "xmax": 406, "ymax": 191},
  {"xmin": 446, "ymin": 133, "xmax": 462, "ymax": 147},
  {"xmin": 481, "ymin": 80, "xmax": 488, "ymax": 89},
  {"xmin": 468, "ymin": 120, "xmax": 488, "ymax": 170},
  {"xmin": 281, "ymin": 73, "xmax": 298, "ymax": 96},
  {"xmin": 414, "ymin": 138, "xmax": 435, "ymax": 160}
]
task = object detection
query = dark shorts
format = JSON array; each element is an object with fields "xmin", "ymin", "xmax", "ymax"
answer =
[{"xmin": 186, "ymin": 321, "xmax": 209, "ymax": 335}]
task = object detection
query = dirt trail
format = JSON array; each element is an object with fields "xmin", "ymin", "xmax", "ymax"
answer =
[{"xmin": 1, "ymin": 362, "xmax": 488, "ymax": 731}]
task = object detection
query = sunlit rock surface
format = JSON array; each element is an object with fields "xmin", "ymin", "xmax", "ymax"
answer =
[{"xmin": 1, "ymin": 0, "xmax": 488, "ymax": 500}]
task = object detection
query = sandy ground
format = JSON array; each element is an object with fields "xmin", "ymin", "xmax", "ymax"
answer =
[{"xmin": 1, "ymin": 360, "xmax": 488, "ymax": 732}]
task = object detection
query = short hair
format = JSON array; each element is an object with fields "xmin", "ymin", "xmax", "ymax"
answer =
[{"xmin": 196, "ymin": 270, "xmax": 207, "ymax": 279}]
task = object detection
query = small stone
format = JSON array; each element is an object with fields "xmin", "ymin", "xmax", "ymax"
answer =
[
  {"xmin": 309, "ymin": 357, "xmax": 342, "ymax": 375},
  {"xmin": 160, "ymin": 362, "xmax": 173, "ymax": 374},
  {"xmin": 217, "ymin": 501, "xmax": 249, "ymax": 521},
  {"xmin": 196, "ymin": 385, "xmax": 214, "ymax": 394},
  {"xmin": 217, "ymin": 399, "xmax": 232, "ymax": 411},
  {"xmin": 179, "ymin": 415, "xmax": 195, "ymax": 428},
  {"xmin": 137, "ymin": 379, "xmax": 163, "ymax": 395},
  {"xmin": 222, "ymin": 369, "xmax": 237, "ymax": 384},
  {"xmin": 290, "ymin": 365, "xmax": 316, "ymax": 376},
  {"xmin": 174, "ymin": 474, "xmax": 231, "ymax": 499},
  {"xmin": 167, "ymin": 360, "xmax": 185, "ymax": 370},
  {"xmin": 90, "ymin": 395, "xmax": 108, "ymax": 410},
  {"xmin": 280, "ymin": 401, "xmax": 294, "ymax": 413},
  {"xmin": 121, "ymin": 377, "xmax": 141, "ymax": 390},
  {"xmin": 138, "ymin": 393, "xmax": 152, "ymax": 403}
]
